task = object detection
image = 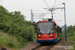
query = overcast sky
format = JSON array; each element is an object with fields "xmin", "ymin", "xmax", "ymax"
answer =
[{"xmin": 0, "ymin": 0, "xmax": 75, "ymax": 26}]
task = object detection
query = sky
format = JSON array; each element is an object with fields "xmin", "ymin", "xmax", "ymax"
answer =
[{"xmin": 0, "ymin": 0, "xmax": 75, "ymax": 26}]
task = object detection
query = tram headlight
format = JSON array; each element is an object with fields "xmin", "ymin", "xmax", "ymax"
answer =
[
  {"xmin": 50, "ymin": 34, "xmax": 53, "ymax": 36},
  {"xmin": 38, "ymin": 35, "xmax": 41, "ymax": 37}
]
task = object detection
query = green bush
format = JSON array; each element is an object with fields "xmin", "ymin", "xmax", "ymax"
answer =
[{"xmin": 0, "ymin": 6, "xmax": 37, "ymax": 49}]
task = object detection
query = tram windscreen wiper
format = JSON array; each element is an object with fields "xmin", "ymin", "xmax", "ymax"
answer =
[
  {"xmin": 48, "ymin": 31, "xmax": 51, "ymax": 34},
  {"xmin": 38, "ymin": 31, "xmax": 42, "ymax": 34},
  {"xmin": 38, "ymin": 28, "xmax": 42, "ymax": 34}
]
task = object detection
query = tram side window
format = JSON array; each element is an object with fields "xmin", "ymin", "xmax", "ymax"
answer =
[{"xmin": 56, "ymin": 26, "xmax": 62, "ymax": 33}]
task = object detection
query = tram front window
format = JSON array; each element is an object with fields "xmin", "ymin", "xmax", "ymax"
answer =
[{"xmin": 38, "ymin": 22, "xmax": 53, "ymax": 34}]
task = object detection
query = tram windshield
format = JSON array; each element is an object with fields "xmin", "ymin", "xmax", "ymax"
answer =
[{"xmin": 38, "ymin": 22, "xmax": 53, "ymax": 34}]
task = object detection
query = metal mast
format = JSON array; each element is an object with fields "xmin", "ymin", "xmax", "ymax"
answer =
[
  {"xmin": 31, "ymin": 9, "xmax": 34, "ymax": 43},
  {"xmin": 63, "ymin": 3, "xmax": 67, "ymax": 41},
  {"xmin": 44, "ymin": 3, "xmax": 67, "ymax": 41},
  {"xmin": 31, "ymin": 3, "xmax": 67, "ymax": 41}
]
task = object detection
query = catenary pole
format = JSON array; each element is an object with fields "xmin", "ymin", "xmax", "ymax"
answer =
[
  {"xmin": 31, "ymin": 9, "xmax": 34, "ymax": 43},
  {"xmin": 63, "ymin": 3, "xmax": 67, "ymax": 41},
  {"xmin": 51, "ymin": 10, "xmax": 53, "ymax": 18},
  {"xmin": 44, "ymin": 3, "xmax": 67, "ymax": 41}
]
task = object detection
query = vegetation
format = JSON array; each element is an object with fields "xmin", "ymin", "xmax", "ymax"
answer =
[
  {"xmin": 0, "ymin": 6, "xmax": 37, "ymax": 49},
  {"xmin": 62, "ymin": 25, "xmax": 75, "ymax": 40},
  {"xmin": 0, "ymin": 5, "xmax": 74, "ymax": 50},
  {"xmin": 0, "ymin": 31, "xmax": 21, "ymax": 50},
  {"xmin": 62, "ymin": 25, "xmax": 75, "ymax": 50}
]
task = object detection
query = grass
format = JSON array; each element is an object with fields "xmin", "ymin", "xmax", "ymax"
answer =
[
  {"xmin": 67, "ymin": 34, "xmax": 75, "ymax": 50},
  {"xmin": 34, "ymin": 33, "xmax": 37, "ymax": 40},
  {"xmin": 0, "ymin": 31, "xmax": 23, "ymax": 50},
  {"xmin": 62, "ymin": 32, "xmax": 75, "ymax": 50},
  {"xmin": 0, "ymin": 31, "xmax": 37, "ymax": 50},
  {"xmin": 67, "ymin": 36, "xmax": 75, "ymax": 41}
]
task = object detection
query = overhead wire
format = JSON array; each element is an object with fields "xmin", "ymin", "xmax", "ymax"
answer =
[
  {"xmin": 43, "ymin": 0, "xmax": 63, "ymax": 26},
  {"xmin": 32, "ymin": 0, "xmax": 51, "ymax": 19},
  {"xmin": 53, "ymin": 15, "xmax": 59, "ymax": 25},
  {"xmin": 52, "ymin": 1, "xmax": 64, "ymax": 26},
  {"xmin": 54, "ymin": 14, "xmax": 63, "ymax": 26},
  {"xmin": 53, "ymin": 0, "xmax": 60, "ymax": 22},
  {"xmin": 53, "ymin": 0, "xmax": 57, "ymax": 8},
  {"xmin": 54, "ymin": 3, "xmax": 63, "ymax": 7},
  {"xmin": 44, "ymin": 0, "xmax": 50, "ymax": 8},
  {"xmin": 42, "ymin": 0, "xmax": 61, "ymax": 20}
]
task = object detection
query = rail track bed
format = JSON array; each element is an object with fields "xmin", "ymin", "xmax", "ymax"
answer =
[
  {"xmin": 31, "ymin": 44, "xmax": 54, "ymax": 50},
  {"xmin": 31, "ymin": 41, "xmax": 59, "ymax": 50},
  {"xmin": 21, "ymin": 38, "xmax": 68, "ymax": 50}
]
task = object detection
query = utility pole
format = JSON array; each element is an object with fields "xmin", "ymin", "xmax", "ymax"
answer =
[
  {"xmin": 63, "ymin": 3, "xmax": 67, "ymax": 41},
  {"xmin": 31, "ymin": 9, "xmax": 34, "ymax": 43},
  {"xmin": 31, "ymin": 10, "xmax": 50, "ymax": 43},
  {"xmin": 46, "ymin": 7, "xmax": 64, "ymax": 19},
  {"xmin": 48, "ymin": 8, "xmax": 54, "ymax": 18},
  {"xmin": 44, "ymin": 3, "xmax": 67, "ymax": 41},
  {"xmin": 51, "ymin": 11, "xmax": 53, "ymax": 18}
]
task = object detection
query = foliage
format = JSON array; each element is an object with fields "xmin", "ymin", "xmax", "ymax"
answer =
[
  {"xmin": 62, "ymin": 25, "xmax": 75, "ymax": 50},
  {"xmin": 0, "ymin": 32, "xmax": 22, "ymax": 49},
  {"xmin": 0, "ymin": 6, "xmax": 37, "ymax": 49},
  {"xmin": 62, "ymin": 25, "xmax": 75, "ymax": 41},
  {"xmin": 67, "ymin": 25, "xmax": 75, "ymax": 38}
]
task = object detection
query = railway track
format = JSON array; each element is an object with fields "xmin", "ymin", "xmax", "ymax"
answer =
[
  {"xmin": 31, "ymin": 43, "xmax": 55, "ymax": 50},
  {"xmin": 31, "ymin": 39, "xmax": 61, "ymax": 50}
]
